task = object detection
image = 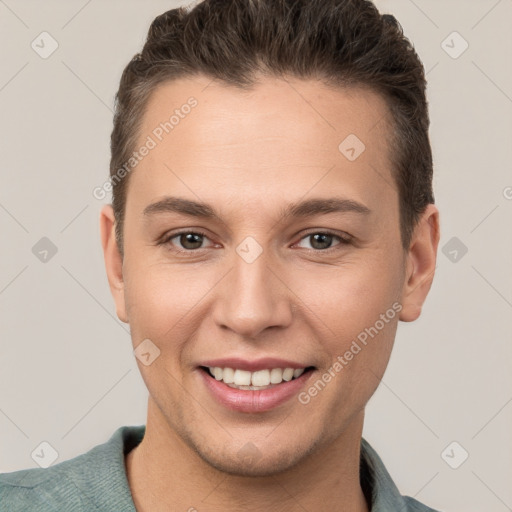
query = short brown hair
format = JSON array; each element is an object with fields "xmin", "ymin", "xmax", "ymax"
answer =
[{"xmin": 110, "ymin": 0, "xmax": 434, "ymax": 256}]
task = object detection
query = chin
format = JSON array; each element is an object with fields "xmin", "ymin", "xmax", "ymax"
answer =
[
  {"xmin": 196, "ymin": 447, "xmax": 306, "ymax": 477},
  {"xmin": 187, "ymin": 432, "xmax": 323, "ymax": 478}
]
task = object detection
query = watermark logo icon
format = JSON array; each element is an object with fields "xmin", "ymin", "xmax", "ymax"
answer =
[
  {"xmin": 236, "ymin": 236, "xmax": 263, "ymax": 264},
  {"xmin": 133, "ymin": 338, "xmax": 161, "ymax": 366},
  {"xmin": 31, "ymin": 31, "xmax": 59, "ymax": 59},
  {"xmin": 338, "ymin": 134, "xmax": 366, "ymax": 161},
  {"xmin": 441, "ymin": 31, "xmax": 468, "ymax": 59},
  {"xmin": 441, "ymin": 441, "xmax": 469, "ymax": 469},
  {"xmin": 237, "ymin": 442, "xmax": 262, "ymax": 466},
  {"xmin": 31, "ymin": 441, "xmax": 59, "ymax": 468},
  {"xmin": 32, "ymin": 237, "xmax": 58, "ymax": 263},
  {"xmin": 442, "ymin": 236, "xmax": 468, "ymax": 263}
]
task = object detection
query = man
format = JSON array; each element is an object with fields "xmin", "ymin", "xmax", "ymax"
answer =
[{"xmin": 1, "ymin": 0, "xmax": 441, "ymax": 510}]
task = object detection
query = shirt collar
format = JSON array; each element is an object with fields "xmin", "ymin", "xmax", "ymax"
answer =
[
  {"xmin": 65, "ymin": 425, "xmax": 143, "ymax": 511},
  {"xmin": 360, "ymin": 437, "xmax": 415, "ymax": 510}
]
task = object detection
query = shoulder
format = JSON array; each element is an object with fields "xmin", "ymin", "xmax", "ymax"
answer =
[
  {"xmin": 0, "ymin": 425, "xmax": 145, "ymax": 512},
  {"xmin": 0, "ymin": 458, "xmax": 90, "ymax": 511}
]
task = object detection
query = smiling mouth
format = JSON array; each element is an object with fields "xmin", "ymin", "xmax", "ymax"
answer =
[{"xmin": 199, "ymin": 366, "xmax": 316, "ymax": 390}]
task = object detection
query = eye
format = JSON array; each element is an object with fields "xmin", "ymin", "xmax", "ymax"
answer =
[
  {"xmin": 295, "ymin": 231, "xmax": 352, "ymax": 251},
  {"xmin": 159, "ymin": 230, "xmax": 352, "ymax": 253},
  {"xmin": 161, "ymin": 230, "xmax": 213, "ymax": 251}
]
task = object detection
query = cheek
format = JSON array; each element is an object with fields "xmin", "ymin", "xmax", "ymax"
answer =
[
  {"xmin": 123, "ymin": 261, "xmax": 215, "ymax": 352},
  {"xmin": 307, "ymin": 288, "xmax": 398, "ymax": 423},
  {"xmin": 294, "ymin": 255, "xmax": 401, "ymax": 381},
  {"xmin": 123, "ymin": 263, "xmax": 181, "ymax": 341},
  {"xmin": 122, "ymin": 269, "xmax": 197, "ymax": 394},
  {"xmin": 295, "ymin": 255, "xmax": 400, "ymax": 329}
]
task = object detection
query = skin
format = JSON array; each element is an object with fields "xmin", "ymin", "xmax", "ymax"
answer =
[{"xmin": 100, "ymin": 75, "xmax": 440, "ymax": 511}]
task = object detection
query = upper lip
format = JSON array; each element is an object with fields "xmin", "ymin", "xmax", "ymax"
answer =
[{"xmin": 199, "ymin": 357, "xmax": 312, "ymax": 372}]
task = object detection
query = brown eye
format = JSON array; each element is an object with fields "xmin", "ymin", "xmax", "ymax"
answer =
[
  {"xmin": 177, "ymin": 232, "xmax": 204, "ymax": 250},
  {"xmin": 161, "ymin": 231, "xmax": 211, "ymax": 251},
  {"xmin": 309, "ymin": 233, "xmax": 335, "ymax": 250},
  {"xmin": 296, "ymin": 232, "xmax": 351, "ymax": 251}
]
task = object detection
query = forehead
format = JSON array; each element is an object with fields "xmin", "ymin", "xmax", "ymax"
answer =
[
  {"xmin": 128, "ymin": 75, "xmax": 396, "ymax": 218},
  {"xmin": 141, "ymin": 75, "xmax": 392, "ymax": 153}
]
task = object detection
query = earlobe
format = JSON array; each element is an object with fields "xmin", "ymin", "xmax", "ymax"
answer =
[
  {"xmin": 399, "ymin": 204, "xmax": 440, "ymax": 323},
  {"xmin": 99, "ymin": 204, "xmax": 128, "ymax": 323}
]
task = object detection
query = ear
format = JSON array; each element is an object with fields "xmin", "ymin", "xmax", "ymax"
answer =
[
  {"xmin": 399, "ymin": 204, "xmax": 440, "ymax": 322},
  {"xmin": 99, "ymin": 204, "xmax": 128, "ymax": 323}
]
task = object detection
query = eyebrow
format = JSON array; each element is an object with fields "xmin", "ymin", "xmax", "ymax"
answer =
[{"xmin": 142, "ymin": 196, "xmax": 372, "ymax": 221}]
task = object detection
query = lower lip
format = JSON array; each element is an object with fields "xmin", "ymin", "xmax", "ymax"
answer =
[{"xmin": 199, "ymin": 368, "xmax": 314, "ymax": 413}]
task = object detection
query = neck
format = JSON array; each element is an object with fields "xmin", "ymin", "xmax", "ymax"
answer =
[{"xmin": 126, "ymin": 399, "xmax": 370, "ymax": 512}]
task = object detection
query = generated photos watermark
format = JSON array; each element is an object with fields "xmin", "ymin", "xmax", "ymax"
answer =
[
  {"xmin": 93, "ymin": 96, "xmax": 198, "ymax": 201},
  {"xmin": 298, "ymin": 301, "xmax": 403, "ymax": 405}
]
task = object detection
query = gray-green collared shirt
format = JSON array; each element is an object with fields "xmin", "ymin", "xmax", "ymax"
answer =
[{"xmin": 0, "ymin": 425, "xmax": 441, "ymax": 511}]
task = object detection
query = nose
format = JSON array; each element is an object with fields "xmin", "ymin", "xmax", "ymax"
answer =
[{"xmin": 212, "ymin": 250, "xmax": 294, "ymax": 339}]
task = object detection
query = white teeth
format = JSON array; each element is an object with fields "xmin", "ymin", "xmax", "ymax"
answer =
[
  {"xmin": 282, "ymin": 368, "xmax": 294, "ymax": 381},
  {"xmin": 207, "ymin": 366, "xmax": 307, "ymax": 387},
  {"xmin": 233, "ymin": 369, "xmax": 252, "ymax": 386},
  {"xmin": 293, "ymin": 368, "xmax": 305, "ymax": 379},
  {"xmin": 222, "ymin": 367, "xmax": 235, "ymax": 384},
  {"xmin": 270, "ymin": 368, "xmax": 283, "ymax": 384},
  {"xmin": 251, "ymin": 369, "xmax": 270, "ymax": 387}
]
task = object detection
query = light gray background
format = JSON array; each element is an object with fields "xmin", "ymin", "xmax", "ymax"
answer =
[{"xmin": 1, "ymin": 1, "xmax": 511, "ymax": 511}]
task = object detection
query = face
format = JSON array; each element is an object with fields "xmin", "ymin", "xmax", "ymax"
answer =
[{"xmin": 102, "ymin": 75, "xmax": 437, "ymax": 476}]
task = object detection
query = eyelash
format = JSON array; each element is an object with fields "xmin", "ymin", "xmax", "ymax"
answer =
[{"xmin": 158, "ymin": 229, "xmax": 353, "ymax": 254}]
